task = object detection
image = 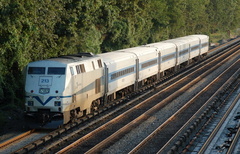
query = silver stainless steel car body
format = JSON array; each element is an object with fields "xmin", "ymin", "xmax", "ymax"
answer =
[{"xmin": 24, "ymin": 35, "xmax": 209, "ymax": 128}]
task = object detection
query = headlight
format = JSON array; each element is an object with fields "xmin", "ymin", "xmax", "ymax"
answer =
[
  {"xmin": 28, "ymin": 101, "xmax": 34, "ymax": 106},
  {"xmin": 54, "ymin": 101, "xmax": 61, "ymax": 106},
  {"xmin": 39, "ymin": 88, "xmax": 50, "ymax": 94}
]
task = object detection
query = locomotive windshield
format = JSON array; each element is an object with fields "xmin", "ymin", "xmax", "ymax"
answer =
[
  {"xmin": 28, "ymin": 67, "xmax": 45, "ymax": 74},
  {"xmin": 48, "ymin": 67, "xmax": 65, "ymax": 75}
]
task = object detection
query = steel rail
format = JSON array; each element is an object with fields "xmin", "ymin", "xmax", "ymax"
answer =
[{"xmin": 227, "ymin": 123, "xmax": 240, "ymax": 154}]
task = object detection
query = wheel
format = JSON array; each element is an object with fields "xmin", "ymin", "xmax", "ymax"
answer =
[{"xmin": 91, "ymin": 100, "xmax": 99, "ymax": 112}]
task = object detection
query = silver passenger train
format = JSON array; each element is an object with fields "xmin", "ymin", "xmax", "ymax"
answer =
[{"xmin": 24, "ymin": 35, "xmax": 209, "ymax": 128}]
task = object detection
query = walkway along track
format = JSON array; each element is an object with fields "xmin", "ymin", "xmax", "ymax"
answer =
[
  {"xmin": 12, "ymin": 39, "xmax": 240, "ymax": 153},
  {"xmin": 54, "ymin": 47, "xmax": 240, "ymax": 153}
]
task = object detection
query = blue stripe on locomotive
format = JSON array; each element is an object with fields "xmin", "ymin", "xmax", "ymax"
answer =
[{"xmin": 26, "ymin": 95, "xmax": 72, "ymax": 106}]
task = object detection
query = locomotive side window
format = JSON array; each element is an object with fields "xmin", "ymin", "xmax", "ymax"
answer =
[
  {"xmin": 28, "ymin": 67, "xmax": 45, "ymax": 74},
  {"xmin": 95, "ymin": 78, "xmax": 101, "ymax": 94},
  {"xmin": 98, "ymin": 59, "xmax": 102, "ymax": 68},
  {"xmin": 70, "ymin": 67, "xmax": 74, "ymax": 76},
  {"xmin": 76, "ymin": 65, "xmax": 81, "ymax": 74},
  {"xmin": 92, "ymin": 61, "xmax": 95, "ymax": 70},
  {"xmin": 48, "ymin": 67, "xmax": 65, "ymax": 75},
  {"xmin": 76, "ymin": 64, "xmax": 85, "ymax": 74},
  {"xmin": 80, "ymin": 64, "xmax": 86, "ymax": 73}
]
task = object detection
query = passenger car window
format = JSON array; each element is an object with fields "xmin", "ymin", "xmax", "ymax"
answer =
[
  {"xmin": 48, "ymin": 67, "xmax": 65, "ymax": 75},
  {"xmin": 28, "ymin": 67, "xmax": 45, "ymax": 74}
]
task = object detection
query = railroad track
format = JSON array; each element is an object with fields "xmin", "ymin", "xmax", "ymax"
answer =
[{"xmin": 8, "ymin": 37, "xmax": 240, "ymax": 153}]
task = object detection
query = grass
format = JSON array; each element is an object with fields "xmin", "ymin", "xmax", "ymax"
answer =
[{"xmin": 210, "ymin": 29, "xmax": 240, "ymax": 45}]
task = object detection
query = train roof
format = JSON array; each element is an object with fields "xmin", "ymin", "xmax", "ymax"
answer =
[
  {"xmin": 27, "ymin": 35, "xmax": 209, "ymax": 67},
  {"xmin": 161, "ymin": 35, "xmax": 208, "ymax": 46},
  {"xmin": 98, "ymin": 50, "xmax": 136, "ymax": 64},
  {"xmin": 190, "ymin": 34, "xmax": 209, "ymax": 41},
  {"xmin": 117, "ymin": 46, "xmax": 158, "ymax": 56},
  {"xmin": 162, "ymin": 38, "xmax": 190, "ymax": 46},
  {"xmin": 146, "ymin": 42, "xmax": 176, "ymax": 50},
  {"xmin": 28, "ymin": 53, "xmax": 101, "ymax": 66}
]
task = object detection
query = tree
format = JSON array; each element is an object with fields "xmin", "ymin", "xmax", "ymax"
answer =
[
  {"xmin": 185, "ymin": 0, "xmax": 210, "ymax": 34},
  {"xmin": 166, "ymin": 0, "xmax": 187, "ymax": 38},
  {"xmin": 0, "ymin": 0, "xmax": 239, "ymax": 106},
  {"xmin": 207, "ymin": 0, "xmax": 240, "ymax": 33},
  {"xmin": 148, "ymin": 0, "xmax": 169, "ymax": 42}
]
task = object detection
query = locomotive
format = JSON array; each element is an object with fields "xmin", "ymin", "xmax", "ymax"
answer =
[{"xmin": 24, "ymin": 35, "xmax": 209, "ymax": 128}]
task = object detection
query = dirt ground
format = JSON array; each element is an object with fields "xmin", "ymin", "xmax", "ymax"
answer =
[{"xmin": 0, "ymin": 108, "xmax": 25, "ymax": 142}]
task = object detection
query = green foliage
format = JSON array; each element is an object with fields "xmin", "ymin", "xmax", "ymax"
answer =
[
  {"xmin": 185, "ymin": 0, "xmax": 210, "ymax": 34},
  {"xmin": 0, "ymin": 111, "xmax": 6, "ymax": 128},
  {"xmin": 207, "ymin": 0, "xmax": 240, "ymax": 33},
  {"xmin": 166, "ymin": 0, "xmax": 187, "ymax": 38},
  {"xmin": 0, "ymin": 0, "xmax": 240, "ymax": 106}
]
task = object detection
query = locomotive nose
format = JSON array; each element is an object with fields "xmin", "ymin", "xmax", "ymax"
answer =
[{"xmin": 27, "ymin": 95, "xmax": 49, "ymax": 106}]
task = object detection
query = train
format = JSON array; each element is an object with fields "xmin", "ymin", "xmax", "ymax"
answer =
[{"xmin": 24, "ymin": 34, "xmax": 209, "ymax": 128}]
